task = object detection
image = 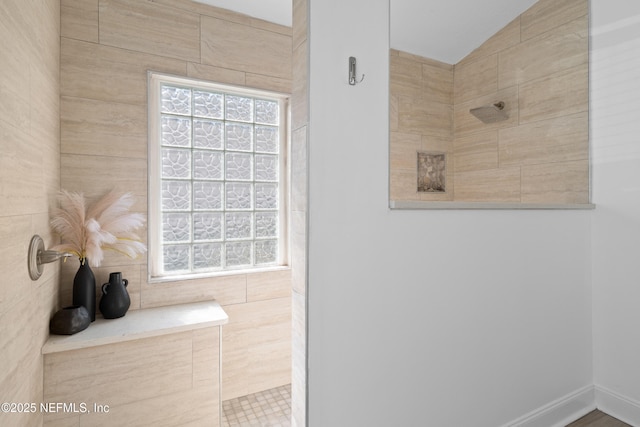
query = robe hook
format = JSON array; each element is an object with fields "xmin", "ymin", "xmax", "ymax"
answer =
[{"xmin": 348, "ymin": 56, "xmax": 365, "ymax": 85}]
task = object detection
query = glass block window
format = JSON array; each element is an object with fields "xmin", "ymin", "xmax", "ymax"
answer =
[{"xmin": 148, "ymin": 73, "xmax": 288, "ymax": 279}]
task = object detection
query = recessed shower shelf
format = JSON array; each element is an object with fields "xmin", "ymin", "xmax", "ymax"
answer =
[{"xmin": 390, "ymin": 201, "xmax": 596, "ymax": 210}]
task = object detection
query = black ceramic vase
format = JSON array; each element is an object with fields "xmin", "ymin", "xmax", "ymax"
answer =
[
  {"xmin": 73, "ymin": 259, "xmax": 96, "ymax": 322},
  {"xmin": 50, "ymin": 305, "xmax": 91, "ymax": 335},
  {"xmin": 99, "ymin": 272, "xmax": 130, "ymax": 319}
]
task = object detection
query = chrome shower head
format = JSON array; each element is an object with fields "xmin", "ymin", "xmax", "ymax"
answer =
[{"xmin": 469, "ymin": 101, "xmax": 508, "ymax": 123}]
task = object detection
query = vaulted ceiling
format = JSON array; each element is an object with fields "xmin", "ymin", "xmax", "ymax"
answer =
[
  {"xmin": 391, "ymin": 0, "xmax": 538, "ymax": 63},
  {"xmin": 194, "ymin": 0, "xmax": 539, "ymax": 64}
]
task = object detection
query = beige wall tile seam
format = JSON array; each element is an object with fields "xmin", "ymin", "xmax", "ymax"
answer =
[
  {"xmin": 198, "ymin": 14, "xmax": 203, "ymax": 64},
  {"xmin": 501, "ymin": 157, "xmax": 590, "ymax": 168},
  {"xmin": 516, "ymin": 83, "xmax": 521, "ymax": 126},
  {"xmin": 497, "ymin": 52, "xmax": 505, "ymax": 95},
  {"xmin": 186, "ymin": 63, "xmax": 259, "ymax": 85},
  {"xmin": 61, "ymin": 151, "xmax": 148, "ymax": 164},
  {"xmin": 151, "ymin": 0, "xmax": 241, "ymax": 22},
  {"xmin": 195, "ymin": 11, "xmax": 291, "ymax": 37},
  {"xmin": 516, "ymin": 15, "xmax": 523, "ymax": 46},
  {"xmin": 517, "ymin": 62, "xmax": 588, "ymax": 88},
  {"xmin": 393, "ymin": 49, "xmax": 453, "ymax": 70},
  {"xmin": 244, "ymin": 295, "xmax": 294, "ymax": 304},
  {"xmin": 522, "ymin": 12, "xmax": 588, "ymax": 43},
  {"xmin": 61, "ymin": 36, "xmax": 101, "ymax": 48},
  {"xmin": 247, "ymin": 19, "xmax": 292, "ymax": 36},
  {"xmin": 519, "ymin": 165, "xmax": 523, "ymax": 202},
  {"xmin": 512, "ymin": 63, "xmax": 588, "ymax": 96},
  {"xmin": 454, "ymin": 125, "xmax": 515, "ymax": 141},
  {"xmin": 518, "ymin": 15, "xmax": 522, "ymax": 44},
  {"xmin": 95, "ymin": 42, "xmax": 192, "ymax": 68},
  {"xmin": 497, "ymin": 143, "xmax": 589, "ymax": 161},
  {"xmin": 454, "ymin": 51, "xmax": 495, "ymax": 71},
  {"xmin": 391, "ymin": 130, "xmax": 430, "ymax": 137},
  {"xmin": 187, "ymin": 63, "xmax": 251, "ymax": 88},
  {"xmin": 517, "ymin": 78, "xmax": 588, "ymax": 124},
  {"xmin": 178, "ymin": 0, "xmax": 292, "ymax": 37},
  {"xmin": 246, "ymin": 72, "xmax": 292, "ymax": 87},
  {"xmin": 395, "ymin": 94, "xmax": 452, "ymax": 108},
  {"xmin": 60, "ymin": 93, "xmax": 145, "ymax": 110},
  {"xmin": 293, "ymin": 34, "xmax": 307, "ymax": 52},
  {"xmin": 59, "ymin": 34, "xmax": 98, "ymax": 44}
]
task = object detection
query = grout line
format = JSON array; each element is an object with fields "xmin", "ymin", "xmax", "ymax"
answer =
[{"xmin": 222, "ymin": 384, "xmax": 291, "ymax": 427}]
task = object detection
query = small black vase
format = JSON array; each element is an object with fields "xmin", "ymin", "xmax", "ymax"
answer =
[
  {"xmin": 73, "ymin": 259, "xmax": 96, "ymax": 322},
  {"xmin": 50, "ymin": 305, "xmax": 91, "ymax": 335},
  {"xmin": 99, "ymin": 272, "xmax": 130, "ymax": 319}
]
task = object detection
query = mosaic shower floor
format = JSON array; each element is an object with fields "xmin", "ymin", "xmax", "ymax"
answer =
[{"xmin": 222, "ymin": 384, "xmax": 291, "ymax": 427}]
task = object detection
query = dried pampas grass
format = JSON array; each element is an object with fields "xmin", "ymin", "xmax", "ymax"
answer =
[{"xmin": 50, "ymin": 190, "xmax": 147, "ymax": 267}]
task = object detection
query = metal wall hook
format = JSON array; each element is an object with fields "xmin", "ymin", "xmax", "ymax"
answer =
[
  {"xmin": 348, "ymin": 56, "xmax": 365, "ymax": 85},
  {"xmin": 28, "ymin": 235, "xmax": 74, "ymax": 281}
]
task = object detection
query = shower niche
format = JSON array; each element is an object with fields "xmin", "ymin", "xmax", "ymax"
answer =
[{"xmin": 389, "ymin": 0, "xmax": 593, "ymax": 209}]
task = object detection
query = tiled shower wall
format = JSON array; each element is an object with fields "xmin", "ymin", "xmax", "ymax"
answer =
[
  {"xmin": 390, "ymin": 0, "xmax": 589, "ymax": 203},
  {"xmin": 0, "ymin": 1, "xmax": 61, "ymax": 426},
  {"xmin": 60, "ymin": 0, "xmax": 292, "ymax": 400},
  {"xmin": 291, "ymin": 0, "xmax": 308, "ymax": 425},
  {"xmin": 390, "ymin": 50, "xmax": 454, "ymax": 201}
]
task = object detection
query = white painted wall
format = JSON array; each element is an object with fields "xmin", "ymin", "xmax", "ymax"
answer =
[
  {"xmin": 591, "ymin": 0, "xmax": 640, "ymax": 423},
  {"xmin": 307, "ymin": 1, "xmax": 593, "ymax": 426}
]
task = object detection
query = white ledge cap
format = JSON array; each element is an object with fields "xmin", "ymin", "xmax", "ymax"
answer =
[{"xmin": 43, "ymin": 301, "xmax": 228, "ymax": 354}]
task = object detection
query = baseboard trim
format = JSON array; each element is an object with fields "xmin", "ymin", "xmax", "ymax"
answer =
[
  {"xmin": 501, "ymin": 385, "xmax": 596, "ymax": 427},
  {"xmin": 595, "ymin": 385, "xmax": 640, "ymax": 426}
]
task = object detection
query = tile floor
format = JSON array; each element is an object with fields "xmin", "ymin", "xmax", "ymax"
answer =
[
  {"xmin": 222, "ymin": 384, "xmax": 291, "ymax": 427},
  {"xmin": 222, "ymin": 390, "xmax": 632, "ymax": 427}
]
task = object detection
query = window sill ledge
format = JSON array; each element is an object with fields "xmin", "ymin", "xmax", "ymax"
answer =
[
  {"xmin": 389, "ymin": 201, "xmax": 596, "ymax": 210},
  {"xmin": 148, "ymin": 265, "xmax": 291, "ymax": 284}
]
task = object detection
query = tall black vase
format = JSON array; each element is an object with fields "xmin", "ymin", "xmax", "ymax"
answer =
[{"xmin": 73, "ymin": 259, "xmax": 96, "ymax": 322}]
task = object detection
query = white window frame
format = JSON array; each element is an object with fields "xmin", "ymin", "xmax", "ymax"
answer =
[{"xmin": 147, "ymin": 72, "xmax": 290, "ymax": 282}]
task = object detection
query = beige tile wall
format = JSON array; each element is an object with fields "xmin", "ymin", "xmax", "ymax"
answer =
[
  {"xmin": 43, "ymin": 327, "xmax": 221, "ymax": 427},
  {"xmin": 389, "ymin": 50, "xmax": 454, "ymax": 201},
  {"xmin": 0, "ymin": 1, "xmax": 60, "ymax": 426},
  {"xmin": 390, "ymin": 0, "xmax": 590, "ymax": 204},
  {"xmin": 291, "ymin": 0, "xmax": 308, "ymax": 425},
  {"xmin": 60, "ymin": 0, "xmax": 292, "ymax": 402}
]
